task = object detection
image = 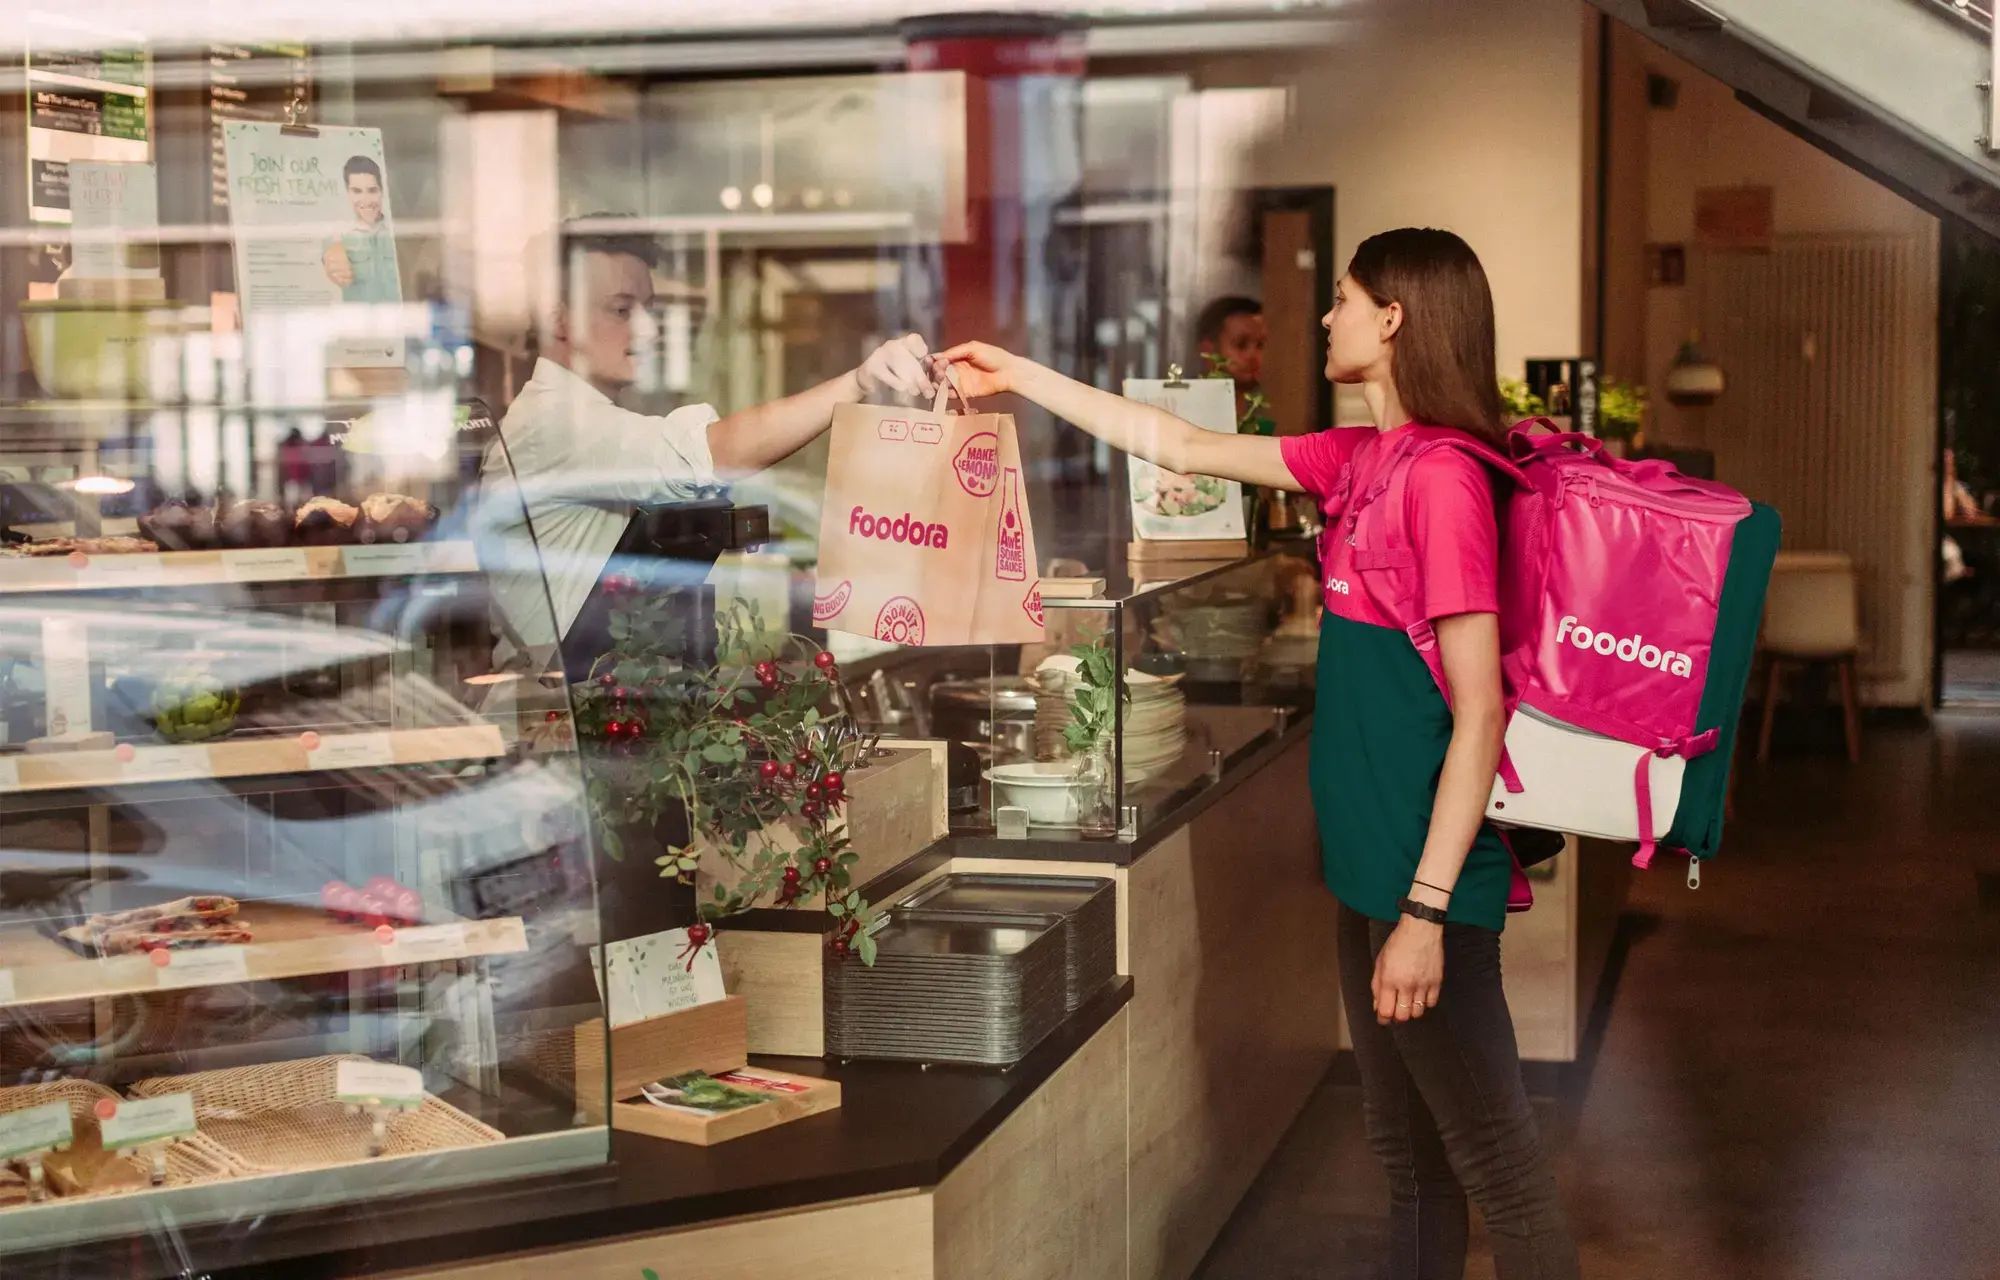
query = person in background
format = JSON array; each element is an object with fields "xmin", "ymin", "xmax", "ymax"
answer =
[
  {"xmin": 1194, "ymin": 294, "xmax": 1268, "ymax": 430},
  {"xmin": 480, "ymin": 220, "xmax": 934, "ymax": 666},
  {"xmin": 321, "ymin": 156, "xmax": 400, "ymax": 304},
  {"xmin": 940, "ymin": 227, "xmax": 1580, "ymax": 1280}
]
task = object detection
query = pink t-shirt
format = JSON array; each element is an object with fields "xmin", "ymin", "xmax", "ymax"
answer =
[{"xmin": 1280, "ymin": 424, "xmax": 1499, "ymax": 627}]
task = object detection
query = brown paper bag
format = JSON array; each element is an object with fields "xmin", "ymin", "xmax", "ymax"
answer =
[{"xmin": 814, "ymin": 390, "xmax": 1045, "ymax": 647}]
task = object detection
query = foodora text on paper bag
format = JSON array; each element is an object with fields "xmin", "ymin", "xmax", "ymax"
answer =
[{"xmin": 814, "ymin": 386, "xmax": 1045, "ymax": 647}]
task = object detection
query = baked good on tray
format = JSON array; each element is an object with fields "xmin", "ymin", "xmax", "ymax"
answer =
[
  {"xmin": 17, "ymin": 536, "xmax": 160, "ymax": 557},
  {"xmin": 356, "ymin": 493, "xmax": 437, "ymax": 545},
  {"xmin": 216, "ymin": 499, "xmax": 291, "ymax": 549},
  {"xmin": 293, "ymin": 497, "xmax": 360, "ymax": 545},
  {"xmin": 58, "ymin": 894, "xmax": 249, "ymax": 955},
  {"xmin": 0, "ymin": 1166, "xmax": 29, "ymax": 1208},
  {"xmin": 42, "ymin": 1123, "xmax": 148, "ymax": 1196},
  {"xmin": 136, "ymin": 501, "xmax": 217, "ymax": 551}
]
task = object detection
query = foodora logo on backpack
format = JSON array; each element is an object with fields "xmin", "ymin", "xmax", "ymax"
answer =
[{"xmin": 1556, "ymin": 615, "xmax": 1695, "ymax": 679}]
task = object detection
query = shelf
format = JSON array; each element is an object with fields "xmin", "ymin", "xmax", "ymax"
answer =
[
  {"xmin": 0, "ymin": 724, "xmax": 507, "ymax": 796},
  {"xmin": 0, "ymin": 540, "xmax": 480, "ymax": 595},
  {"xmin": 0, "ymin": 903, "xmax": 529, "ymax": 1010}
]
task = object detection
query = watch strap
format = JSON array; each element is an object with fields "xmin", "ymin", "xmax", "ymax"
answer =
[{"xmin": 1397, "ymin": 896, "xmax": 1449, "ymax": 926}]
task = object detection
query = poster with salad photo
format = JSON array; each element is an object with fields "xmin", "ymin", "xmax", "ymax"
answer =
[{"xmin": 1121, "ymin": 377, "xmax": 1246, "ymax": 541}]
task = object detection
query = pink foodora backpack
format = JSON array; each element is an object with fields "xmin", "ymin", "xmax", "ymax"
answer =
[{"xmin": 1339, "ymin": 419, "xmax": 1774, "ymax": 908}]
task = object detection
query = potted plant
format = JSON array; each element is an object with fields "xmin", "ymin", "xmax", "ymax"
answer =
[
  {"xmin": 1597, "ymin": 378, "xmax": 1647, "ymax": 456},
  {"xmin": 576, "ymin": 586, "xmax": 887, "ymax": 966},
  {"xmin": 1497, "ymin": 376, "xmax": 1547, "ymax": 423}
]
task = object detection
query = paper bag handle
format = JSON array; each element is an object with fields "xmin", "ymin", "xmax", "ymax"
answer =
[{"xmin": 931, "ymin": 366, "xmax": 974, "ymax": 417}]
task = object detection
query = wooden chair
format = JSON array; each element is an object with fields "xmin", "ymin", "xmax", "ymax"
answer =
[{"xmin": 1757, "ymin": 552, "xmax": 1862, "ymax": 763}]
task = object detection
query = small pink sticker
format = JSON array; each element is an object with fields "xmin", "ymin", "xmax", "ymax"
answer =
[
  {"xmin": 375, "ymin": 925, "xmax": 396, "ymax": 944},
  {"xmin": 114, "ymin": 743, "xmax": 136, "ymax": 763},
  {"xmin": 148, "ymin": 949, "xmax": 171, "ymax": 968},
  {"xmin": 877, "ymin": 418, "xmax": 911, "ymax": 442},
  {"xmin": 812, "ymin": 580, "xmax": 852, "ymax": 623},
  {"xmin": 68, "ymin": 551, "xmax": 88, "ymax": 569},
  {"xmin": 94, "ymin": 1097, "xmax": 119, "ymax": 1120},
  {"xmin": 299, "ymin": 731, "xmax": 321, "ymax": 751},
  {"xmin": 874, "ymin": 597, "xmax": 926, "ymax": 647},
  {"xmin": 952, "ymin": 432, "xmax": 1001, "ymax": 497}
]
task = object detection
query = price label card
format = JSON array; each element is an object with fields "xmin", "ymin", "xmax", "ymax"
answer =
[
  {"xmin": 307, "ymin": 733, "xmax": 396, "ymax": 771},
  {"xmin": 76, "ymin": 553, "xmax": 164, "ymax": 588},
  {"xmin": 381, "ymin": 923, "xmax": 465, "ymax": 965},
  {"xmin": 100, "ymin": 1093, "xmax": 197, "ymax": 1150},
  {"xmin": 0, "ymin": 757, "xmax": 20, "ymax": 793},
  {"xmin": 122, "ymin": 745, "xmax": 211, "ymax": 784},
  {"xmin": 155, "ymin": 945, "xmax": 251, "ymax": 989},
  {"xmin": 334, "ymin": 1060, "xmax": 425, "ymax": 1110},
  {"xmin": 341, "ymin": 544, "xmax": 425, "ymax": 578},
  {"xmin": 0, "ymin": 967, "xmax": 15, "ymax": 1004},
  {"xmin": 222, "ymin": 548, "xmax": 311, "ymax": 583},
  {"xmin": 0, "ymin": 1101, "xmax": 75, "ymax": 1160},
  {"xmin": 610, "ymin": 928, "xmax": 727, "ymax": 1023}
]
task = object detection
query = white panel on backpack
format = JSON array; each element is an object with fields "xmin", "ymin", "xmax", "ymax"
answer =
[{"xmin": 1486, "ymin": 708, "xmax": 1685, "ymax": 843}]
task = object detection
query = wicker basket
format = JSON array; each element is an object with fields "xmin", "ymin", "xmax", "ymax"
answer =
[
  {"xmin": 129, "ymin": 1055, "xmax": 503, "ymax": 1173},
  {"xmin": 0, "ymin": 1078, "xmax": 241, "ymax": 1195}
]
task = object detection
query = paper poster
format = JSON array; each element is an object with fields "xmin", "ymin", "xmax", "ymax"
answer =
[
  {"xmin": 67, "ymin": 161, "xmax": 160, "ymax": 279},
  {"xmin": 1121, "ymin": 379, "xmax": 1247, "ymax": 541},
  {"xmin": 221, "ymin": 122, "xmax": 404, "ymax": 368},
  {"xmin": 24, "ymin": 30, "xmax": 151, "ymax": 223}
]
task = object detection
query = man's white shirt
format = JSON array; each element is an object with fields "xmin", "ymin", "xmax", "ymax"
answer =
[{"xmin": 481, "ymin": 357, "xmax": 719, "ymax": 663}]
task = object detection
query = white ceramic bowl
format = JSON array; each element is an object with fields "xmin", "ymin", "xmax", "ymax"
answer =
[{"xmin": 984, "ymin": 761, "xmax": 1094, "ymax": 827}]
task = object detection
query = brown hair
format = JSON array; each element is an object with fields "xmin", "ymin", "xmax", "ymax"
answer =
[{"xmin": 1347, "ymin": 228, "xmax": 1503, "ymax": 443}]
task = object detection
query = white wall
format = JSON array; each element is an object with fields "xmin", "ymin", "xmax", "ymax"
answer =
[
  {"xmin": 1637, "ymin": 37, "xmax": 1939, "ymax": 448},
  {"xmin": 1179, "ymin": 0, "xmax": 1590, "ymax": 423}
]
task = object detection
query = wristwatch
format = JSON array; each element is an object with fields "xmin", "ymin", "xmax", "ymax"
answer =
[{"xmin": 1398, "ymin": 897, "xmax": 1449, "ymax": 926}]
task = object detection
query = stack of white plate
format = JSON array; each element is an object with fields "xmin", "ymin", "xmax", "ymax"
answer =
[{"xmin": 1032, "ymin": 656, "xmax": 1188, "ymax": 783}]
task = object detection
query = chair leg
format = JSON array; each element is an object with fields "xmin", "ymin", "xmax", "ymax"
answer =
[
  {"xmin": 1837, "ymin": 655, "xmax": 1862, "ymax": 764},
  {"xmin": 1757, "ymin": 656, "xmax": 1784, "ymax": 763}
]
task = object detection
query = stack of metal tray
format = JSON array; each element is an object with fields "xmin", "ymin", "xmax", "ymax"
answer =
[
  {"xmin": 897, "ymin": 873, "xmax": 1117, "ymax": 1012},
  {"xmin": 824, "ymin": 909, "xmax": 1068, "ymax": 1066}
]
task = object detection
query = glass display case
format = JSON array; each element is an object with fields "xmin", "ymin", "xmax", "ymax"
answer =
[
  {"xmin": 843, "ymin": 549, "xmax": 1323, "ymax": 845},
  {"xmin": 0, "ymin": 393, "xmax": 608, "ymax": 1261}
]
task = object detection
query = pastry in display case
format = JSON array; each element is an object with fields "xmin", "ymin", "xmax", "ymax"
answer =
[{"xmin": 0, "ymin": 397, "xmax": 610, "ymax": 1266}]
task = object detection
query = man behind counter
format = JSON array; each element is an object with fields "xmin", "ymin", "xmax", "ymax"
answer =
[
  {"xmin": 1194, "ymin": 294, "xmax": 1268, "ymax": 431},
  {"xmin": 483, "ymin": 221, "xmax": 935, "ymax": 662}
]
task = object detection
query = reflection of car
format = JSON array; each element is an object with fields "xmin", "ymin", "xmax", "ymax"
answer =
[{"xmin": 0, "ymin": 589, "xmax": 593, "ymax": 1065}]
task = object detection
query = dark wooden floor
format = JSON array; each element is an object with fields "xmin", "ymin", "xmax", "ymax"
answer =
[{"xmin": 1197, "ymin": 711, "xmax": 2000, "ymax": 1280}]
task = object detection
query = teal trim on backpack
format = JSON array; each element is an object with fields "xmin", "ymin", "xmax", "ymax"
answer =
[{"xmin": 1659, "ymin": 501, "xmax": 1782, "ymax": 860}]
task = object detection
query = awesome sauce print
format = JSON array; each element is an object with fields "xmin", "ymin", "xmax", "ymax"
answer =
[{"xmin": 995, "ymin": 466, "xmax": 1027, "ymax": 581}]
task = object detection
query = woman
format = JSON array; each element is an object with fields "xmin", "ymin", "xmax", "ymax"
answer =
[{"xmin": 938, "ymin": 228, "xmax": 1580, "ymax": 1279}]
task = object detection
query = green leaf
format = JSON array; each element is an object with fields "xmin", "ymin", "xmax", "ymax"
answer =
[
  {"xmin": 828, "ymin": 901, "xmax": 847, "ymax": 919},
  {"xmin": 702, "ymin": 743, "xmax": 735, "ymax": 764},
  {"xmin": 857, "ymin": 933, "xmax": 877, "ymax": 966}
]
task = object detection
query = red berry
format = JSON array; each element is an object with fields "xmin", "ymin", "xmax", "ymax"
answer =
[
  {"xmin": 801, "ymin": 801, "xmax": 820, "ymax": 819},
  {"xmin": 805, "ymin": 781, "xmax": 823, "ymax": 800},
  {"xmin": 782, "ymin": 866, "xmax": 801, "ymax": 883},
  {"xmin": 627, "ymin": 719, "xmax": 647, "ymax": 737},
  {"xmin": 545, "ymin": 710, "xmax": 561, "ymax": 723},
  {"xmin": 759, "ymin": 760, "xmax": 779, "ymax": 782},
  {"xmin": 843, "ymin": 918, "xmax": 859, "ymax": 937},
  {"xmin": 605, "ymin": 720, "xmax": 626, "ymax": 738},
  {"xmin": 824, "ymin": 771, "xmax": 844, "ymax": 791},
  {"xmin": 831, "ymin": 938, "xmax": 850, "ymax": 958},
  {"xmin": 599, "ymin": 673, "xmax": 616, "ymax": 687},
  {"xmin": 813, "ymin": 857, "xmax": 831, "ymax": 876},
  {"xmin": 780, "ymin": 762, "xmax": 797, "ymax": 780},
  {"xmin": 687, "ymin": 923, "xmax": 711, "ymax": 946},
  {"xmin": 795, "ymin": 749, "xmax": 813, "ymax": 765},
  {"xmin": 814, "ymin": 650, "xmax": 835, "ymax": 670}
]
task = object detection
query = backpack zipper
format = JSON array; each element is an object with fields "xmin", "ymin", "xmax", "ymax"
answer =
[{"xmin": 1562, "ymin": 473, "xmax": 1741, "ymax": 522}]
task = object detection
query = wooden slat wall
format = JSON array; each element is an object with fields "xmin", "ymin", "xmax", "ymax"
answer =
[{"xmin": 1694, "ymin": 233, "xmax": 1938, "ymax": 702}]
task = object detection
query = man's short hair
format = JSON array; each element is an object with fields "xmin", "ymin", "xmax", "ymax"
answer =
[
  {"xmin": 343, "ymin": 155, "xmax": 382, "ymax": 185},
  {"xmin": 1195, "ymin": 295, "xmax": 1262, "ymax": 346},
  {"xmin": 556, "ymin": 215, "xmax": 659, "ymax": 299}
]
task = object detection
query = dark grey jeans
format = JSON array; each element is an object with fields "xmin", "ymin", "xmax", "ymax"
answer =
[{"xmin": 1337, "ymin": 901, "xmax": 1581, "ymax": 1280}]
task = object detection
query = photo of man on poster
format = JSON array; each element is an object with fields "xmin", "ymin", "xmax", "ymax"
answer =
[{"xmin": 321, "ymin": 155, "xmax": 398, "ymax": 303}]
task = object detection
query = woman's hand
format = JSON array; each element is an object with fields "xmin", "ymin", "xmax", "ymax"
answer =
[
  {"xmin": 933, "ymin": 341, "xmax": 1021, "ymax": 399},
  {"xmin": 1372, "ymin": 918, "xmax": 1444, "ymax": 1025},
  {"xmin": 855, "ymin": 334, "xmax": 936, "ymax": 402}
]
